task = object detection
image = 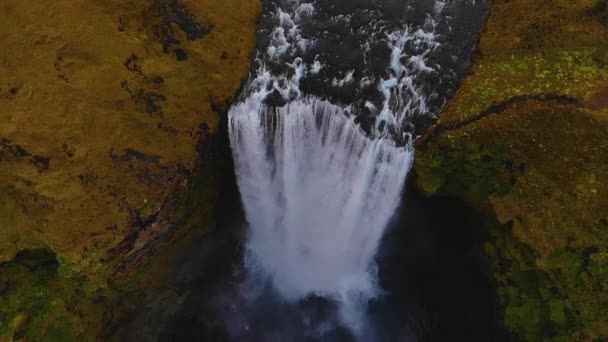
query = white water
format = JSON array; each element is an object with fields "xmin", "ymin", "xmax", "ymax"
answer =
[
  {"xmin": 230, "ymin": 97, "xmax": 413, "ymax": 331},
  {"xmin": 228, "ymin": 0, "xmax": 449, "ymax": 332},
  {"xmin": 231, "ymin": 97, "xmax": 412, "ymax": 287}
]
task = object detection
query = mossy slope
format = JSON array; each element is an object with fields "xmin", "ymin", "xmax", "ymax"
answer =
[
  {"xmin": 0, "ymin": 250, "xmax": 113, "ymax": 341},
  {"xmin": 0, "ymin": 0, "xmax": 260, "ymax": 340},
  {"xmin": 416, "ymin": 0, "xmax": 608, "ymax": 340},
  {"xmin": 0, "ymin": 0, "xmax": 259, "ymax": 275}
]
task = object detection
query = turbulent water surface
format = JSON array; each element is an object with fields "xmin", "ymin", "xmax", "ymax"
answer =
[{"xmin": 225, "ymin": 0, "xmax": 487, "ymax": 340}]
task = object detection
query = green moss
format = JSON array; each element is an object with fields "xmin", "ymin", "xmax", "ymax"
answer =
[
  {"xmin": 483, "ymin": 217, "xmax": 608, "ymax": 341},
  {"xmin": 417, "ymin": 137, "xmax": 514, "ymax": 204},
  {"xmin": 172, "ymin": 158, "xmax": 216, "ymax": 234},
  {"xmin": 442, "ymin": 50, "xmax": 608, "ymax": 124},
  {"xmin": 0, "ymin": 249, "xmax": 115, "ymax": 341}
]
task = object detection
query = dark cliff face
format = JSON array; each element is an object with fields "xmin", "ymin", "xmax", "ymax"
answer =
[
  {"xmin": 371, "ymin": 179, "xmax": 512, "ymax": 342},
  {"xmin": 105, "ymin": 99, "xmax": 248, "ymax": 341}
]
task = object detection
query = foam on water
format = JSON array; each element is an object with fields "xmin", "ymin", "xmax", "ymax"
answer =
[{"xmin": 375, "ymin": 16, "xmax": 442, "ymax": 141}]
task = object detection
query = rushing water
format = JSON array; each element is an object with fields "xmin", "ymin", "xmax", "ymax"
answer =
[
  {"xmin": 230, "ymin": 98, "xmax": 413, "ymax": 330},
  {"xmin": 227, "ymin": 0, "xmax": 487, "ymax": 339}
]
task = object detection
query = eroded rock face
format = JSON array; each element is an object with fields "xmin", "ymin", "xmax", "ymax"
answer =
[
  {"xmin": 416, "ymin": 0, "xmax": 608, "ymax": 340},
  {"xmin": 0, "ymin": 0, "xmax": 259, "ymax": 274}
]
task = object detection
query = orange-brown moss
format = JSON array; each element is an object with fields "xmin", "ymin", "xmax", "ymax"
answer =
[
  {"xmin": 0, "ymin": 0, "xmax": 260, "ymax": 340},
  {"xmin": 0, "ymin": 0, "xmax": 259, "ymax": 275}
]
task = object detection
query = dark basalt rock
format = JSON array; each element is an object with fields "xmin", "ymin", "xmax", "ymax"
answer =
[
  {"xmin": 0, "ymin": 139, "xmax": 31, "ymax": 161},
  {"xmin": 174, "ymin": 48, "xmax": 188, "ymax": 61},
  {"xmin": 151, "ymin": 0, "xmax": 212, "ymax": 52},
  {"xmin": 121, "ymin": 80, "xmax": 167, "ymax": 114},
  {"xmin": 110, "ymin": 148, "xmax": 161, "ymax": 163},
  {"xmin": 30, "ymin": 156, "xmax": 50, "ymax": 173}
]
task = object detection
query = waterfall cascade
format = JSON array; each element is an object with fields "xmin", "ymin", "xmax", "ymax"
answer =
[
  {"xmin": 230, "ymin": 97, "xmax": 413, "ymax": 300},
  {"xmin": 227, "ymin": 0, "xmax": 484, "ymax": 332}
]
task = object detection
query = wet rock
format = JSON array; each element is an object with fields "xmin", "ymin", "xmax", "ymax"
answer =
[{"xmin": 263, "ymin": 89, "xmax": 288, "ymax": 107}]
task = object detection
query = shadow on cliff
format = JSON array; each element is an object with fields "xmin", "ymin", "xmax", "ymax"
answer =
[
  {"xmin": 371, "ymin": 177, "xmax": 514, "ymax": 342},
  {"xmin": 106, "ymin": 105, "xmax": 247, "ymax": 341}
]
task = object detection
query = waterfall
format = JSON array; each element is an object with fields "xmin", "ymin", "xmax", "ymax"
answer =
[
  {"xmin": 230, "ymin": 97, "xmax": 412, "ymax": 310},
  {"xmin": 226, "ymin": 0, "xmax": 479, "ymax": 334}
]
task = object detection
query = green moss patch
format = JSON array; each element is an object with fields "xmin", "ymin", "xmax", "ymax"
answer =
[
  {"xmin": 417, "ymin": 98, "xmax": 608, "ymax": 341},
  {"xmin": 0, "ymin": 249, "xmax": 116, "ymax": 341}
]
